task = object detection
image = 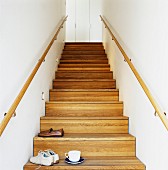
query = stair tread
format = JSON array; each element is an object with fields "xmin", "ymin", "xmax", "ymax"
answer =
[
  {"xmin": 64, "ymin": 49, "xmax": 105, "ymax": 51},
  {"xmin": 60, "ymin": 57, "xmax": 108, "ymax": 60},
  {"xmin": 58, "ymin": 64, "xmax": 110, "ymax": 66},
  {"xmin": 25, "ymin": 156, "xmax": 145, "ymax": 169},
  {"xmin": 60, "ymin": 59, "xmax": 108, "ymax": 62},
  {"xmin": 34, "ymin": 133, "xmax": 135, "ymax": 141},
  {"xmin": 54, "ymin": 79, "xmax": 115, "ymax": 82},
  {"xmin": 63, "ymin": 49, "xmax": 105, "ymax": 52},
  {"xmin": 65, "ymin": 42, "xmax": 103, "ymax": 44},
  {"xmin": 61, "ymin": 54, "xmax": 106, "ymax": 56},
  {"xmin": 41, "ymin": 116, "xmax": 128, "ymax": 120},
  {"xmin": 56, "ymin": 70, "xmax": 111, "ymax": 72},
  {"xmin": 58, "ymin": 68, "xmax": 110, "ymax": 71},
  {"xmin": 56, "ymin": 71, "xmax": 112, "ymax": 72},
  {"xmin": 46, "ymin": 101, "xmax": 123, "ymax": 104},
  {"xmin": 56, "ymin": 71, "xmax": 112, "ymax": 73},
  {"xmin": 50, "ymin": 89, "xmax": 119, "ymax": 92}
]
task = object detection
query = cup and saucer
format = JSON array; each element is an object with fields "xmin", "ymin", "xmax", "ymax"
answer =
[{"xmin": 65, "ymin": 150, "xmax": 84, "ymax": 165}]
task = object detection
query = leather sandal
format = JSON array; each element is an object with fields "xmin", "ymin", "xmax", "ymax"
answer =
[{"xmin": 38, "ymin": 128, "xmax": 64, "ymax": 137}]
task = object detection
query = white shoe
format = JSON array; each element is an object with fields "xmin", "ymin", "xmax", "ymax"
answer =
[
  {"xmin": 30, "ymin": 151, "xmax": 54, "ymax": 166},
  {"xmin": 45, "ymin": 149, "xmax": 59, "ymax": 164}
]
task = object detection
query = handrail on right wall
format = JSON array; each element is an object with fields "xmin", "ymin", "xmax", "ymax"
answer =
[{"xmin": 100, "ymin": 15, "xmax": 168, "ymax": 130}]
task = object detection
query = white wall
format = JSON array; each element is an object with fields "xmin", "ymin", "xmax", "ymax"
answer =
[
  {"xmin": 102, "ymin": 1, "xmax": 168, "ymax": 170},
  {"xmin": 0, "ymin": 0, "xmax": 66, "ymax": 169}
]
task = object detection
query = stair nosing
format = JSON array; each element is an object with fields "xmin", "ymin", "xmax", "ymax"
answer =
[
  {"xmin": 25, "ymin": 156, "xmax": 145, "ymax": 169},
  {"xmin": 46, "ymin": 101, "xmax": 123, "ymax": 104},
  {"xmin": 53, "ymin": 79, "xmax": 115, "ymax": 82},
  {"xmin": 49, "ymin": 89, "xmax": 119, "ymax": 92},
  {"xmin": 56, "ymin": 71, "xmax": 113, "ymax": 73},
  {"xmin": 60, "ymin": 60, "xmax": 108, "ymax": 62},
  {"xmin": 40, "ymin": 116, "xmax": 128, "ymax": 120},
  {"xmin": 34, "ymin": 133, "xmax": 135, "ymax": 141}
]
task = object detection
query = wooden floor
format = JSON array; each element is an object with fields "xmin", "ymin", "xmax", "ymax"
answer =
[{"xmin": 24, "ymin": 42, "xmax": 145, "ymax": 169}]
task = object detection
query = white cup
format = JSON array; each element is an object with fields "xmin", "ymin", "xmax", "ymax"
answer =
[{"xmin": 65, "ymin": 150, "xmax": 81, "ymax": 162}]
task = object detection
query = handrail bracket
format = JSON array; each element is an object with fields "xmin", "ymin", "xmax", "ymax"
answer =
[{"xmin": 4, "ymin": 112, "xmax": 16, "ymax": 117}]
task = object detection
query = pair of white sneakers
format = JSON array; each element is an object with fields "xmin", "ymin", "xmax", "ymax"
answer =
[{"xmin": 30, "ymin": 150, "xmax": 59, "ymax": 166}]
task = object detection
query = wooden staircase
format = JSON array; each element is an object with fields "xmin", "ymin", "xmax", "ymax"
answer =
[{"xmin": 24, "ymin": 42, "xmax": 145, "ymax": 169}]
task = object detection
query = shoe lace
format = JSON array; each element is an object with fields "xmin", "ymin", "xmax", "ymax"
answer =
[{"xmin": 44, "ymin": 149, "xmax": 56, "ymax": 156}]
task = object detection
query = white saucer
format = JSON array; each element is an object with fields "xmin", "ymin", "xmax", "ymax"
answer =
[{"xmin": 65, "ymin": 157, "xmax": 85, "ymax": 165}]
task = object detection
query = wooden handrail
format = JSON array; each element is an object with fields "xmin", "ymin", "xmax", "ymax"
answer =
[
  {"xmin": 0, "ymin": 16, "xmax": 68, "ymax": 136},
  {"xmin": 100, "ymin": 15, "xmax": 168, "ymax": 130}
]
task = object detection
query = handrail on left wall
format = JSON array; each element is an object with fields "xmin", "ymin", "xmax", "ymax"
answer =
[{"xmin": 0, "ymin": 16, "xmax": 68, "ymax": 136}]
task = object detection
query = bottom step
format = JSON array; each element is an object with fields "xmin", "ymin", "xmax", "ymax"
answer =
[{"xmin": 24, "ymin": 157, "xmax": 145, "ymax": 170}]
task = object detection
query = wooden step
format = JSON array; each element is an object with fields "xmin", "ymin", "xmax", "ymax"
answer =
[
  {"xmin": 65, "ymin": 42, "xmax": 103, "ymax": 45},
  {"xmin": 64, "ymin": 47, "xmax": 104, "ymax": 51},
  {"xmin": 59, "ymin": 59, "xmax": 108, "ymax": 64},
  {"xmin": 57, "ymin": 68, "xmax": 110, "ymax": 74},
  {"xmin": 40, "ymin": 116, "xmax": 128, "ymax": 133},
  {"xmin": 45, "ymin": 101, "xmax": 123, "ymax": 117},
  {"xmin": 49, "ymin": 89, "xmax": 119, "ymax": 101},
  {"xmin": 61, "ymin": 55, "xmax": 107, "ymax": 60},
  {"xmin": 57, "ymin": 68, "xmax": 110, "ymax": 71},
  {"xmin": 58, "ymin": 64, "xmax": 110, "ymax": 68},
  {"xmin": 62, "ymin": 51, "xmax": 106, "ymax": 55},
  {"xmin": 33, "ymin": 134, "xmax": 135, "ymax": 157},
  {"xmin": 53, "ymin": 79, "xmax": 116, "ymax": 89},
  {"xmin": 55, "ymin": 72, "xmax": 113, "ymax": 79},
  {"xmin": 24, "ymin": 157, "xmax": 145, "ymax": 170}
]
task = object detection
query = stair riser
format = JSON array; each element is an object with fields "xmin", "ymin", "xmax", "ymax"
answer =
[
  {"xmin": 62, "ymin": 51, "xmax": 106, "ymax": 55},
  {"xmin": 57, "ymin": 68, "xmax": 110, "ymax": 71},
  {"xmin": 34, "ymin": 140, "xmax": 135, "ymax": 158},
  {"xmin": 64, "ymin": 48, "xmax": 104, "ymax": 51},
  {"xmin": 60, "ymin": 60, "xmax": 109, "ymax": 64},
  {"xmin": 65, "ymin": 43, "xmax": 103, "ymax": 46},
  {"xmin": 61, "ymin": 56, "xmax": 107, "ymax": 60},
  {"xmin": 53, "ymin": 81, "xmax": 116, "ymax": 89},
  {"xmin": 40, "ymin": 119, "xmax": 128, "ymax": 133},
  {"xmin": 58, "ymin": 64, "xmax": 110, "ymax": 68},
  {"xmin": 55, "ymin": 72, "xmax": 113, "ymax": 79},
  {"xmin": 50, "ymin": 91, "xmax": 119, "ymax": 101},
  {"xmin": 45, "ymin": 103, "xmax": 123, "ymax": 117}
]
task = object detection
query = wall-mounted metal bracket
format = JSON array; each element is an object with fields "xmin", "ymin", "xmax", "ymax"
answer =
[
  {"xmin": 4, "ymin": 112, "xmax": 16, "ymax": 117},
  {"xmin": 38, "ymin": 59, "xmax": 45, "ymax": 62},
  {"xmin": 56, "ymin": 58, "xmax": 59, "ymax": 63},
  {"xmin": 154, "ymin": 111, "xmax": 158, "ymax": 116},
  {"xmin": 124, "ymin": 58, "xmax": 131, "ymax": 62},
  {"xmin": 42, "ymin": 92, "xmax": 45, "ymax": 101}
]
